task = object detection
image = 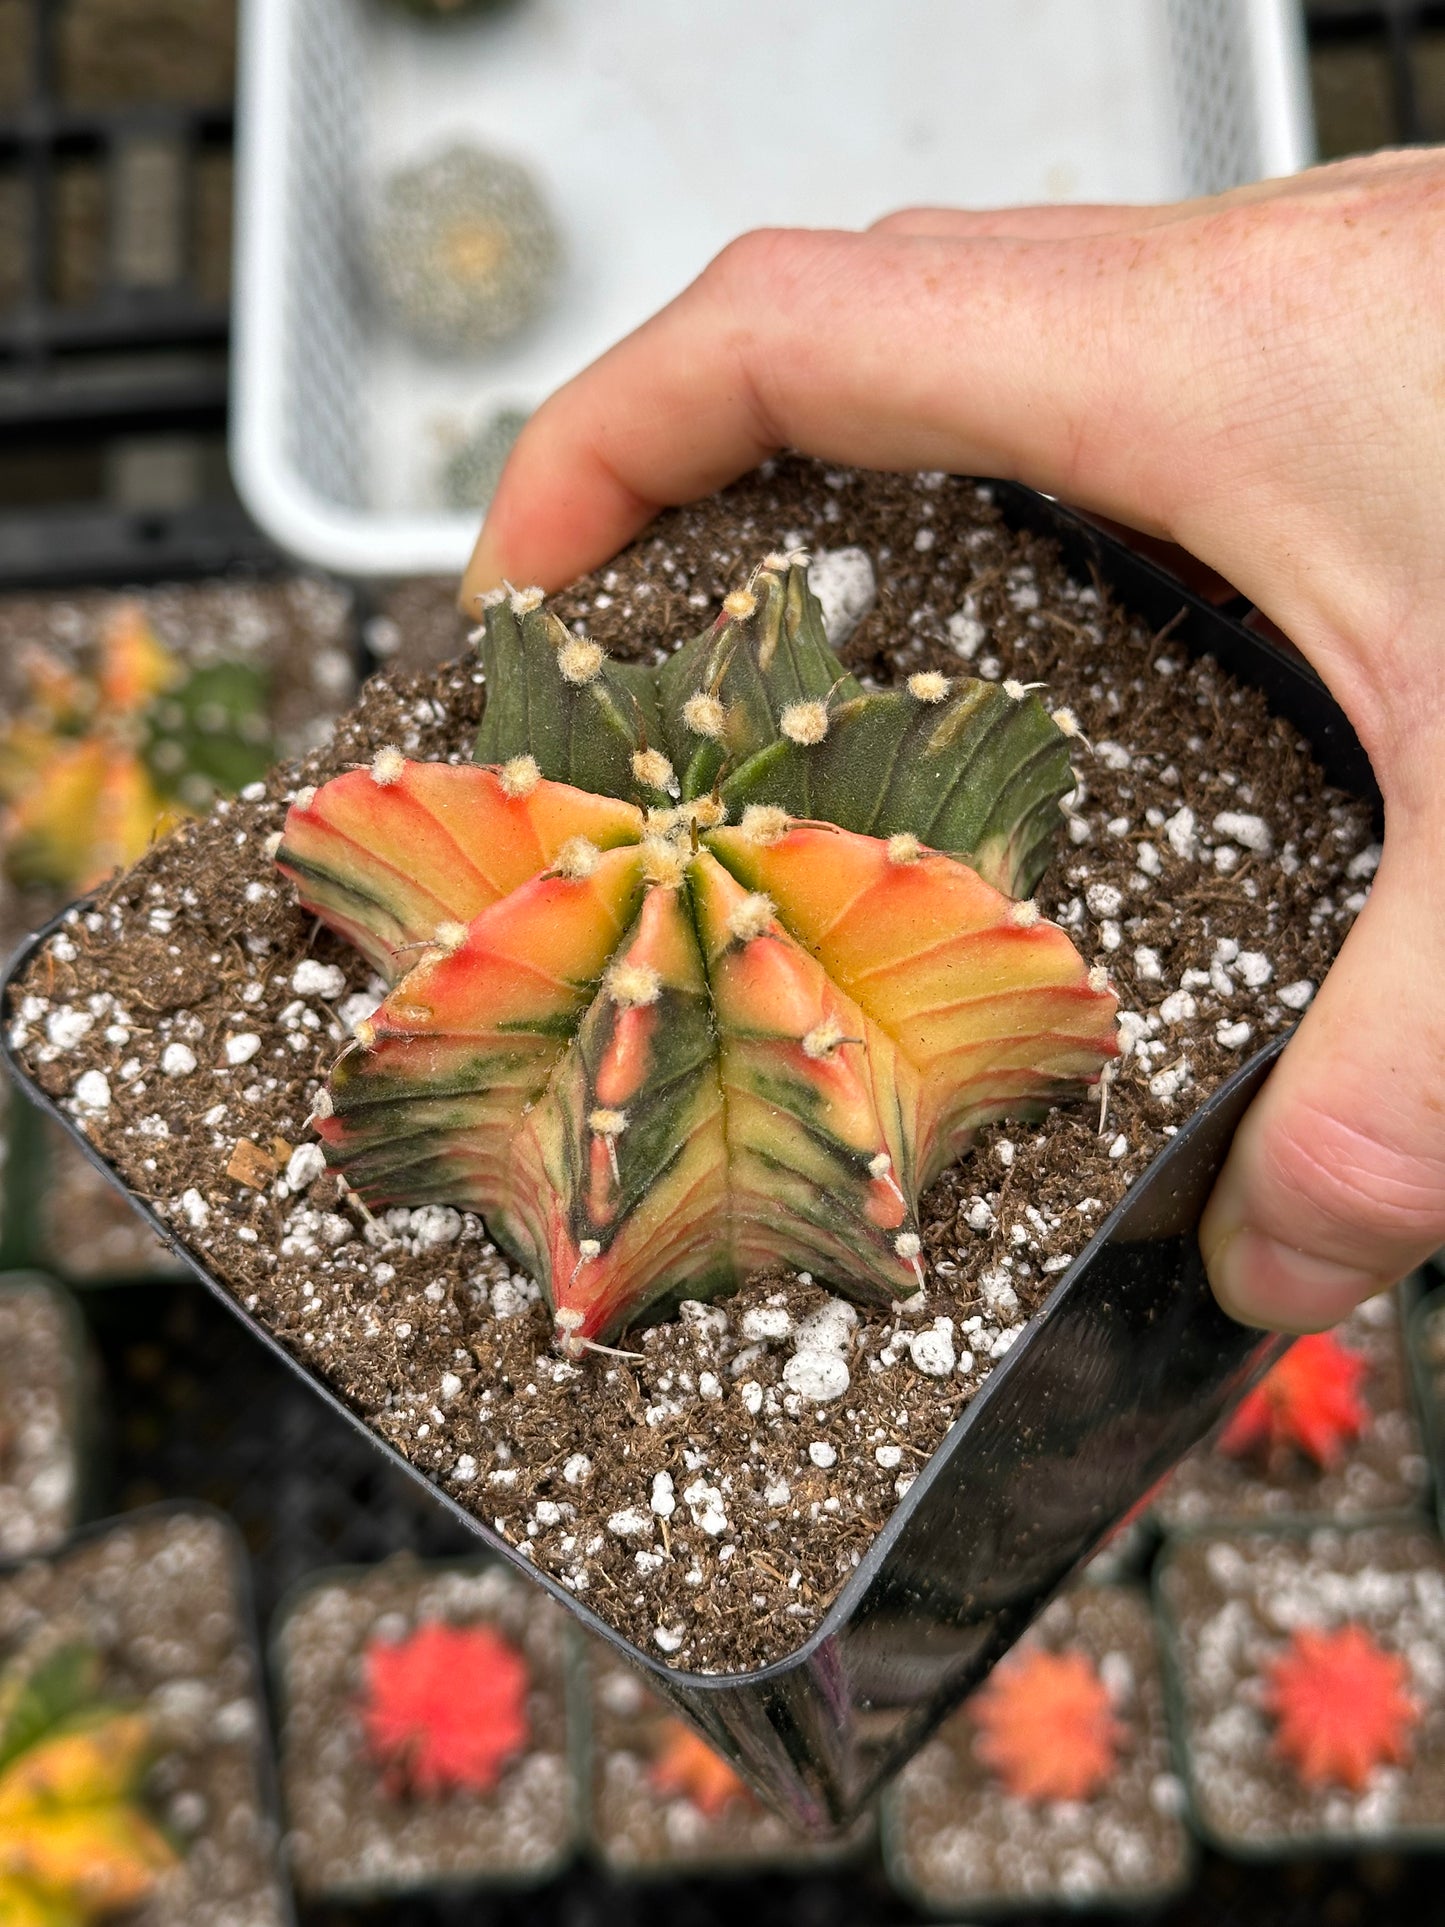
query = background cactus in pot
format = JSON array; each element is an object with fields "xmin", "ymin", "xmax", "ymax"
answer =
[
  {"xmin": 0, "ymin": 603, "xmax": 274, "ymax": 895},
  {"xmin": 0, "ymin": 1641, "xmax": 175, "ymax": 1925},
  {"xmin": 277, "ymin": 555, "xmax": 1117, "ymax": 1347}
]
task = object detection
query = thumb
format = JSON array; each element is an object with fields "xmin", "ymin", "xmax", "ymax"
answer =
[{"xmin": 1200, "ymin": 819, "xmax": 1445, "ymax": 1330}]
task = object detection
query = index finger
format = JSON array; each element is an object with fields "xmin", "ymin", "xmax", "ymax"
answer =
[{"xmin": 459, "ymin": 220, "xmax": 1181, "ymax": 607}]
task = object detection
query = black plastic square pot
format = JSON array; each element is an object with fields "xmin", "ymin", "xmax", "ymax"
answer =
[
  {"xmin": 0, "ymin": 1501, "xmax": 294, "ymax": 1924},
  {"xmin": 272, "ymin": 1556, "xmax": 579, "ymax": 1901},
  {"xmin": 0, "ymin": 1271, "xmax": 88, "ymax": 1556},
  {"xmin": 0, "ymin": 483, "xmax": 1377, "ymax": 1830}
]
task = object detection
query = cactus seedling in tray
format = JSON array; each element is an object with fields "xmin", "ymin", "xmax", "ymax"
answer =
[{"xmin": 277, "ymin": 554, "xmax": 1117, "ymax": 1349}]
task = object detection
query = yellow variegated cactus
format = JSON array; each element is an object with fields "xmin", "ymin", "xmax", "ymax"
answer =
[
  {"xmin": 0, "ymin": 1644, "xmax": 175, "ymax": 1926},
  {"xmin": 278, "ymin": 556, "xmax": 1118, "ymax": 1349}
]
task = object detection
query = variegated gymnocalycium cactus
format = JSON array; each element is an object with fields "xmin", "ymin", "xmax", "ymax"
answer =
[{"xmin": 277, "ymin": 555, "xmax": 1117, "ymax": 1351}]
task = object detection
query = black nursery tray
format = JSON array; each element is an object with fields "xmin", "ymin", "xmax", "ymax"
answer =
[{"xmin": 0, "ymin": 480, "xmax": 1377, "ymax": 1831}]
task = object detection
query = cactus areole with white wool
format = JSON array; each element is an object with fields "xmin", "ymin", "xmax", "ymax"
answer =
[{"xmin": 276, "ymin": 556, "xmax": 1118, "ymax": 1352}]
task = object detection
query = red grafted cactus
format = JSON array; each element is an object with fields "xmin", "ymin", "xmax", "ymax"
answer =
[
  {"xmin": 1260, "ymin": 1624, "xmax": 1420, "ymax": 1792},
  {"xmin": 1219, "ymin": 1332, "xmax": 1369, "ymax": 1469},
  {"xmin": 969, "ymin": 1645, "xmax": 1127, "ymax": 1802},
  {"xmin": 278, "ymin": 556, "xmax": 1117, "ymax": 1347},
  {"xmin": 358, "ymin": 1620, "xmax": 530, "ymax": 1799}
]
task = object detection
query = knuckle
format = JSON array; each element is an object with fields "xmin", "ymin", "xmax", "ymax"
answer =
[
  {"xmin": 869, "ymin": 205, "xmax": 932, "ymax": 234},
  {"xmin": 1261, "ymin": 1101, "xmax": 1445, "ymax": 1256}
]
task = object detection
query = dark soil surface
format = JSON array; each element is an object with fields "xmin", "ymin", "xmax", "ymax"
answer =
[
  {"xmin": 1158, "ymin": 1523, "xmax": 1445, "ymax": 1851},
  {"xmin": 1155, "ymin": 1291, "xmax": 1429, "ymax": 1530},
  {"xmin": 0, "ymin": 1275, "xmax": 80, "ymax": 1556},
  {"xmin": 885, "ymin": 1584, "xmax": 1190, "ymax": 1908},
  {"xmin": 7, "ymin": 461, "xmax": 1377, "ymax": 1672},
  {"xmin": 277, "ymin": 1558, "xmax": 575, "ymax": 1898},
  {"xmin": 0, "ymin": 1507, "xmax": 287, "ymax": 1925}
]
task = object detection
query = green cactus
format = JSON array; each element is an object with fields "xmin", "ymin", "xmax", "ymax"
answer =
[{"xmin": 278, "ymin": 555, "xmax": 1117, "ymax": 1348}]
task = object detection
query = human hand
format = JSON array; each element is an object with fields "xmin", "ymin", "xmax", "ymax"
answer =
[{"xmin": 462, "ymin": 150, "xmax": 1445, "ymax": 1334}]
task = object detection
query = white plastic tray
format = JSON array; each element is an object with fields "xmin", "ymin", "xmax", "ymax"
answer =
[{"xmin": 232, "ymin": 0, "xmax": 1314, "ymax": 578}]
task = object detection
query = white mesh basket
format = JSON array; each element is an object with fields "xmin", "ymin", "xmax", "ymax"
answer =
[{"xmin": 232, "ymin": 0, "xmax": 1313, "ymax": 578}]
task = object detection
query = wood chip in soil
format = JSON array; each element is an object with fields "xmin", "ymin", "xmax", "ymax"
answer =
[{"xmin": 7, "ymin": 461, "xmax": 1378, "ymax": 1674}]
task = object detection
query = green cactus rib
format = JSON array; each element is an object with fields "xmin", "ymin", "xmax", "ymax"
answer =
[
  {"xmin": 279, "ymin": 559, "xmax": 1118, "ymax": 1347},
  {"xmin": 471, "ymin": 555, "xmax": 1072, "ymax": 899}
]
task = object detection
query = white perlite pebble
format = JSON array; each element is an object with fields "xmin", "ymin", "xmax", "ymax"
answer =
[
  {"xmin": 224, "ymin": 1033, "xmax": 262, "ymax": 1066},
  {"xmin": 793, "ymin": 1298, "xmax": 859, "ymax": 1354},
  {"xmin": 1234, "ymin": 949, "xmax": 1272, "ymax": 988},
  {"xmin": 909, "ymin": 1324, "xmax": 956, "ymax": 1377},
  {"xmin": 1212, "ymin": 809, "xmax": 1272, "ymax": 854},
  {"xmin": 875, "ymin": 1444, "xmax": 903, "ymax": 1470},
  {"xmin": 562, "ymin": 1453, "xmax": 592, "ymax": 1485},
  {"xmin": 740, "ymin": 1305, "xmax": 793, "ymax": 1343},
  {"xmin": 439, "ymin": 1372, "xmax": 462, "ymax": 1401},
  {"xmin": 1278, "ymin": 979, "xmax": 1315, "ymax": 1010},
  {"xmin": 650, "ymin": 1471, "xmax": 676, "ymax": 1518},
  {"xmin": 292, "ymin": 959, "xmax": 347, "ymax": 999},
  {"xmin": 454, "ymin": 1455, "xmax": 478, "ymax": 1483},
  {"xmin": 73, "ymin": 1070, "xmax": 110, "ymax": 1111},
  {"xmin": 285, "ymin": 1143, "xmax": 327, "ymax": 1190},
  {"xmin": 654, "ymin": 1626, "xmax": 684, "ymax": 1654},
  {"xmin": 1164, "ymin": 805, "xmax": 1197, "ymax": 860},
  {"xmin": 807, "ymin": 547, "xmax": 876, "ymax": 647},
  {"xmin": 783, "ymin": 1349, "xmax": 850, "ymax": 1401},
  {"xmin": 808, "ymin": 1441, "xmax": 838, "ymax": 1469},
  {"xmin": 161, "ymin": 1042, "xmax": 197, "ymax": 1078},
  {"xmin": 682, "ymin": 1478, "xmax": 728, "ymax": 1536},
  {"xmin": 1085, "ymin": 881, "xmax": 1123, "ymax": 919},
  {"xmin": 1159, "ymin": 989, "xmax": 1197, "ymax": 1026},
  {"xmin": 1149, "ymin": 1062, "xmax": 1190, "ymax": 1101},
  {"xmin": 46, "ymin": 1007, "xmax": 93, "ymax": 1050},
  {"xmin": 533, "ymin": 1500, "xmax": 563, "ymax": 1528},
  {"xmin": 1216, "ymin": 1019, "xmax": 1253, "ymax": 1049},
  {"xmin": 739, "ymin": 1379, "xmax": 764, "ymax": 1416},
  {"xmin": 607, "ymin": 1507, "xmax": 653, "ymax": 1539},
  {"xmin": 179, "ymin": 1188, "xmax": 209, "ymax": 1230}
]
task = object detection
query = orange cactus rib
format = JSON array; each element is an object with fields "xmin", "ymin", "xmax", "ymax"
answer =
[
  {"xmin": 1261, "ymin": 1624, "xmax": 1420, "ymax": 1792},
  {"xmin": 1218, "ymin": 1331, "xmax": 1369, "ymax": 1469},
  {"xmin": 969, "ymin": 1646, "xmax": 1127, "ymax": 1803},
  {"xmin": 278, "ymin": 761, "xmax": 644, "ymax": 981},
  {"xmin": 707, "ymin": 821, "xmax": 1117, "ymax": 1185}
]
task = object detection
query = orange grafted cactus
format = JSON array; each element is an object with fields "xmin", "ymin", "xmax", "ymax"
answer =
[
  {"xmin": 359, "ymin": 1620, "xmax": 530, "ymax": 1798},
  {"xmin": 969, "ymin": 1645, "xmax": 1127, "ymax": 1803},
  {"xmin": 1261, "ymin": 1624, "xmax": 1420, "ymax": 1792},
  {"xmin": 1219, "ymin": 1332, "xmax": 1369, "ymax": 1469},
  {"xmin": 648, "ymin": 1719, "xmax": 753, "ymax": 1817}
]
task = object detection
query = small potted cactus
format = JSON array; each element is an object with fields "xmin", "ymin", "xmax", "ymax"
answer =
[
  {"xmin": 882, "ymin": 1584, "xmax": 1192, "ymax": 1912},
  {"xmin": 2, "ymin": 464, "xmax": 1380, "ymax": 1822},
  {"xmin": 1156, "ymin": 1520, "xmax": 1445, "ymax": 1854},
  {"xmin": 0, "ymin": 1639, "xmax": 177, "ymax": 1924},
  {"xmin": 0, "ymin": 1274, "xmax": 86, "ymax": 1559},
  {"xmin": 0, "ymin": 586, "xmax": 356, "ymax": 1284},
  {"xmin": 1153, "ymin": 1289, "xmax": 1429, "ymax": 1531},
  {"xmin": 274, "ymin": 1558, "xmax": 577, "ymax": 1900},
  {"xmin": 0, "ymin": 1504, "xmax": 290, "ymax": 1923},
  {"xmin": 585, "ymin": 1642, "xmax": 868, "ymax": 1874}
]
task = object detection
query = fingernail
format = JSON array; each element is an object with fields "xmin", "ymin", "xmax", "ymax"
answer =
[
  {"xmin": 459, "ymin": 524, "xmax": 505, "ymax": 611},
  {"xmin": 1205, "ymin": 1225, "xmax": 1378, "ymax": 1333}
]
